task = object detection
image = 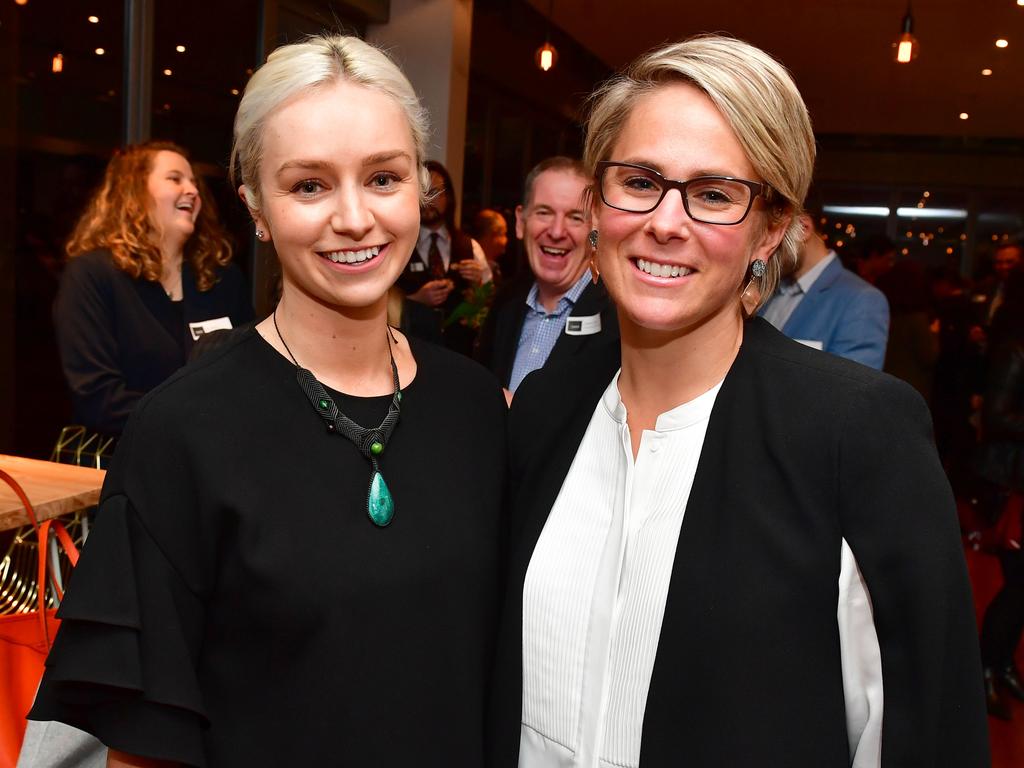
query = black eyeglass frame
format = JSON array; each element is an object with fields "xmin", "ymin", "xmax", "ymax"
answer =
[{"xmin": 594, "ymin": 161, "xmax": 774, "ymax": 226}]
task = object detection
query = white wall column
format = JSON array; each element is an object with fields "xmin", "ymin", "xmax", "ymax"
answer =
[{"xmin": 368, "ymin": 0, "xmax": 473, "ymax": 224}]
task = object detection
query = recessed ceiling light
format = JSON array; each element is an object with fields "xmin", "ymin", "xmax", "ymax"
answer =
[
  {"xmin": 230, "ymin": 88, "xmax": 239, "ymax": 95},
  {"xmin": 982, "ymin": 68, "xmax": 993, "ymax": 76},
  {"xmin": 995, "ymin": 39, "xmax": 1009, "ymax": 48},
  {"xmin": 94, "ymin": 48, "xmax": 105, "ymax": 56},
  {"xmin": 87, "ymin": 15, "xmax": 99, "ymax": 23},
  {"xmin": 923, "ymin": 191, "xmax": 930, "ymax": 198},
  {"xmin": 175, "ymin": 45, "xmax": 186, "ymax": 53},
  {"xmin": 163, "ymin": 68, "xmax": 172, "ymax": 76},
  {"xmin": 959, "ymin": 112, "xmax": 969, "ymax": 120}
]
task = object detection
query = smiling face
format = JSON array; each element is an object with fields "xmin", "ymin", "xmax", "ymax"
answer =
[
  {"xmin": 515, "ymin": 169, "xmax": 590, "ymax": 301},
  {"xmin": 246, "ymin": 79, "xmax": 421, "ymax": 311},
  {"xmin": 592, "ymin": 82, "xmax": 787, "ymax": 337},
  {"xmin": 146, "ymin": 150, "xmax": 200, "ymax": 245}
]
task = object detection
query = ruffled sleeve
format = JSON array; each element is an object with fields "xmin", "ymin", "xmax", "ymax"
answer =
[{"xmin": 28, "ymin": 389, "xmax": 212, "ymax": 766}]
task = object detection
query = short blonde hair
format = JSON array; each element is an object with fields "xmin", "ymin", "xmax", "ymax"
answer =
[
  {"xmin": 230, "ymin": 34, "xmax": 430, "ymax": 212},
  {"xmin": 584, "ymin": 35, "xmax": 816, "ymax": 303}
]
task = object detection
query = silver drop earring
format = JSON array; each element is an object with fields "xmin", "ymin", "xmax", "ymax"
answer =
[{"xmin": 588, "ymin": 229, "xmax": 598, "ymax": 249}]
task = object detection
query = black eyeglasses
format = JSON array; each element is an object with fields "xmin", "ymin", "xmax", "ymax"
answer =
[{"xmin": 595, "ymin": 161, "xmax": 773, "ymax": 225}]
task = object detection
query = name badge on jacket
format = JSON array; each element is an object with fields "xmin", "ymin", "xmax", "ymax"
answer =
[
  {"xmin": 565, "ymin": 314, "xmax": 602, "ymax": 336},
  {"xmin": 189, "ymin": 316, "xmax": 233, "ymax": 340}
]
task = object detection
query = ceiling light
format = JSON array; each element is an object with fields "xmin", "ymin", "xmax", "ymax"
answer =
[
  {"xmin": 535, "ymin": 0, "xmax": 558, "ymax": 72},
  {"xmin": 175, "ymin": 45, "xmax": 186, "ymax": 53},
  {"xmin": 901, "ymin": 248, "xmax": 909, "ymax": 255},
  {"xmin": 15, "ymin": 0, "xmax": 28, "ymax": 5},
  {"xmin": 94, "ymin": 48, "xmax": 105, "ymax": 56},
  {"xmin": 51, "ymin": 53, "xmax": 63, "ymax": 73},
  {"xmin": 163, "ymin": 68, "xmax": 172, "ymax": 76},
  {"xmin": 894, "ymin": 4, "xmax": 919, "ymax": 63},
  {"xmin": 923, "ymin": 191, "xmax": 930, "ymax": 197},
  {"xmin": 982, "ymin": 68, "xmax": 993, "ymax": 76},
  {"xmin": 87, "ymin": 15, "xmax": 99, "ymax": 23},
  {"xmin": 959, "ymin": 112, "xmax": 969, "ymax": 120},
  {"xmin": 535, "ymin": 42, "xmax": 557, "ymax": 72},
  {"xmin": 822, "ymin": 205, "xmax": 890, "ymax": 218},
  {"xmin": 897, "ymin": 207, "xmax": 968, "ymax": 219},
  {"xmin": 995, "ymin": 39, "xmax": 1008, "ymax": 48},
  {"xmin": 230, "ymin": 88, "xmax": 239, "ymax": 95}
]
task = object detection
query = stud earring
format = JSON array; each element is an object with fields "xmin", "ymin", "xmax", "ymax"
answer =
[
  {"xmin": 750, "ymin": 258, "xmax": 767, "ymax": 279},
  {"xmin": 255, "ymin": 228, "xmax": 265, "ymax": 240},
  {"xmin": 588, "ymin": 229, "xmax": 598, "ymax": 249}
]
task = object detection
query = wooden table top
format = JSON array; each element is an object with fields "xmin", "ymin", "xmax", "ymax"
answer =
[{"xmin": 0, "ymin": 454, "xmax": 106, "ymax": 531}]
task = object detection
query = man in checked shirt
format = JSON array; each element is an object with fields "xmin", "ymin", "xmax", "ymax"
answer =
[{"xmin": 478, "ymin": 157, "xmax": 619, "ymax": 402}]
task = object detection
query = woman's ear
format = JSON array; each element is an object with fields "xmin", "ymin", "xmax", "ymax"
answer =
[
  {"xmin": 752, "ymin": 211, "xmax": 791, "ymax": 264},
  {"xmin": 238, "ymin": 185, "xmax": 268, "ymax": 241}
]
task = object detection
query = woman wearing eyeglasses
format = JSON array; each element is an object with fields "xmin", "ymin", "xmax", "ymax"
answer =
[{"xmin": 487, "ymin": 36, "xmax": 988, "ymax": 768}]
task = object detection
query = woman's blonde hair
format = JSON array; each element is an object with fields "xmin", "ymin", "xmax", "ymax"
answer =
[
  {"xmin": 584, "ymin": 35, "xmax": 816, "ymax": 304},
  {"xmin": 66, "ymin": 141, "xmax": 233, "ymax": 292},
  {"xmin": 230, "ymin": 34, "xmax": 431, "ymax": 214}
]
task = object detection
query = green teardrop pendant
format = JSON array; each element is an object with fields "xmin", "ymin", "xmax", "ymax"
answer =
[{"xmin": 367, "ymin": 471, "xmax": 394, "ymax": 527}]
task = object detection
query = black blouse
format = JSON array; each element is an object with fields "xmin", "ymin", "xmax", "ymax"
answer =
[
  {"xmin": 53, "ymin": 249, "xmax": 254, "ymax": 436},
  {"xmin": 31, "ymin": 330, "xmax": 507, "ymax": 767}
]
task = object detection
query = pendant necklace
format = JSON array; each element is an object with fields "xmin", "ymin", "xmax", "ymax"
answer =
[{"xmin": 273, "ymin": 309, "xmax": 401, "ymax": 527}]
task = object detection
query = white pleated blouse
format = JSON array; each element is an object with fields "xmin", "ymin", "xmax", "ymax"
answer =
[{"xmin": 520, "ymin": 372, "xmax": 883, "ymax": 768}]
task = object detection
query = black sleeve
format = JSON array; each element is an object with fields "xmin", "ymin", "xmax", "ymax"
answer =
[
  {"xmin": 53, "ymin": 257, "xmax": 143, "ymax": 435},
  {"xmin": 837, "ymin": 377, "xmax": 990, "ymax": 767},
  {"xmin": 29, "ymin": 398, "xmax": 211, "ymax": 766}
]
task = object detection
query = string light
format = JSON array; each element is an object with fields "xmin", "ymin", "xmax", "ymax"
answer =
[
  {"xmin": 51, "ymin": 53, "xmax": 63, "ymax": 73},
  {"xmin": 94, "ymin": 48, "xmax": 105, "ymax": 56},
  {"xmin": 995, "ymin": 39, "xmax": 1008, "ymax": 48},
  {"xmin": 982, "ymin": 68, "xmax": 993, "ymax": 76},
  {"xmin": 163, "ymin": 68, "xmax": 172, "ymax": 76},
  {"xmin": 176, "ymin": 45, "xmax": 186, "ymax": 53},
  {"xmin": 87, "ymin": 15, "xmax": 99, "ymax": 23}
]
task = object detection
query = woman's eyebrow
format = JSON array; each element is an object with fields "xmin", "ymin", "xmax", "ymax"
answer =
[{"xmin": 362, "ymin": 150, "xmax": 412, "ymax": 166}]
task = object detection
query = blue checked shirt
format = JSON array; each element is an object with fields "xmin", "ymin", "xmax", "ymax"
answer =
[{"xmin": 508, "ymin": 270, "xmax": 592, "ymax": 393}]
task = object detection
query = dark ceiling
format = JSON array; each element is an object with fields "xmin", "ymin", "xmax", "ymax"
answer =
[{"xmin": 529, "ymin": 0, "xmax": 1024, "ymax": 139}]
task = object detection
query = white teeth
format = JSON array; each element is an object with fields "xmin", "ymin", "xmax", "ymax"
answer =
[
  {"xmin": 324, "ymin": 245, "xmax": 382, "ymax": 264},
  {"xmin": 540, "ymin": 246, "xmax": 568, "ymax": 256},
  {"xmin": 637, "ymin": 258, "xmax": 691, "ymax": 279}
]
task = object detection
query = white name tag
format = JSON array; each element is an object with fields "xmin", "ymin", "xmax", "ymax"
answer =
[
  {"xmin": 189, "ymin": 316, "xmax": 233, "ymax": 340},
  {"xmin": 409, "ymin": 262, "xmax": 425, "ymax": 272},
  {"xmin": 565, "ymin": 313, "xmax": 602, "ymax": 336},
  {"xmin": 795, "ymin": 338, "xmax": 824, "ymax": 350}
]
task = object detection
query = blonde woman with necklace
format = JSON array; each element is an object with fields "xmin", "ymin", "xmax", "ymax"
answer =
[{"xmin": 32, "ymin": 36, "xmax": 506, "ymax": 767}]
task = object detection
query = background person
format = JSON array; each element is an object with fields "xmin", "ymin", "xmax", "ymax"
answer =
[
  {"xmin": 396, "ymin": 160, "xmax": 492, "ymax": 355},
  {"xmin": 759, "ymin": 206, "xmax": 889, "ymax": 369},
  {"xmin": 53, "ymin": 141, "xmax": 253, "ymax": 437},
  {"xmin": 30, "ymin": 35, "xmax": 505, "ymax": 768},
  {"xmin": 488, "ymin": 35, "xmax": 988, "ymax": 767},
  {"xmin": 473, "ymin": 207, "xmax": 512, "ymax": 282},
  {"xmin": 477, "ymin": 156, "xmax": 618, "ymax": 396},
  {"xmin": 976, "ymin": 268, "xmax": 1024, "ymax": 720}
]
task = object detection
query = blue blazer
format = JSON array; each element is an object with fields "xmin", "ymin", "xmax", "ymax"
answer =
[{"xmin": 763, "ymin": 256, "xmax": 889, "ymax": 370}]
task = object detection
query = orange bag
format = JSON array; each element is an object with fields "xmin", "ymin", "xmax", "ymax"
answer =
[{"xmin": 0, "ymin": 469, "xmax": 79, "ymax": 768}]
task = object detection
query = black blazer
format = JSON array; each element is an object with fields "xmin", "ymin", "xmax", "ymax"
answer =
[
  {"xmin": 54, "ymin": 249, "xmax": 254, "ymax": 436},
  {"xmin": 487, "ymin": 318, "xmax": 989, "ymax": 767},
  {"xmin": 478, "ymin": 277, "xmax": 619, "ymax": 388}
]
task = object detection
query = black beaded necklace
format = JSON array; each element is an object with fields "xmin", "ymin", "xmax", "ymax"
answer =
[{"xmin": 273, "ymin": 309, "xmax": 401, "ymax": 527}]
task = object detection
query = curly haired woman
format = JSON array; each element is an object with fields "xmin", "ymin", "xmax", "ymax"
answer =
[{"xmin": 54, "ymin": 141, "xmax": 253, "ymax": 436}]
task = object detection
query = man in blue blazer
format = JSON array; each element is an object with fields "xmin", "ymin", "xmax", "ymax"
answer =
[{"xmin": 761, "ymin": 212, "xmax": 889, "ymax": 369}]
